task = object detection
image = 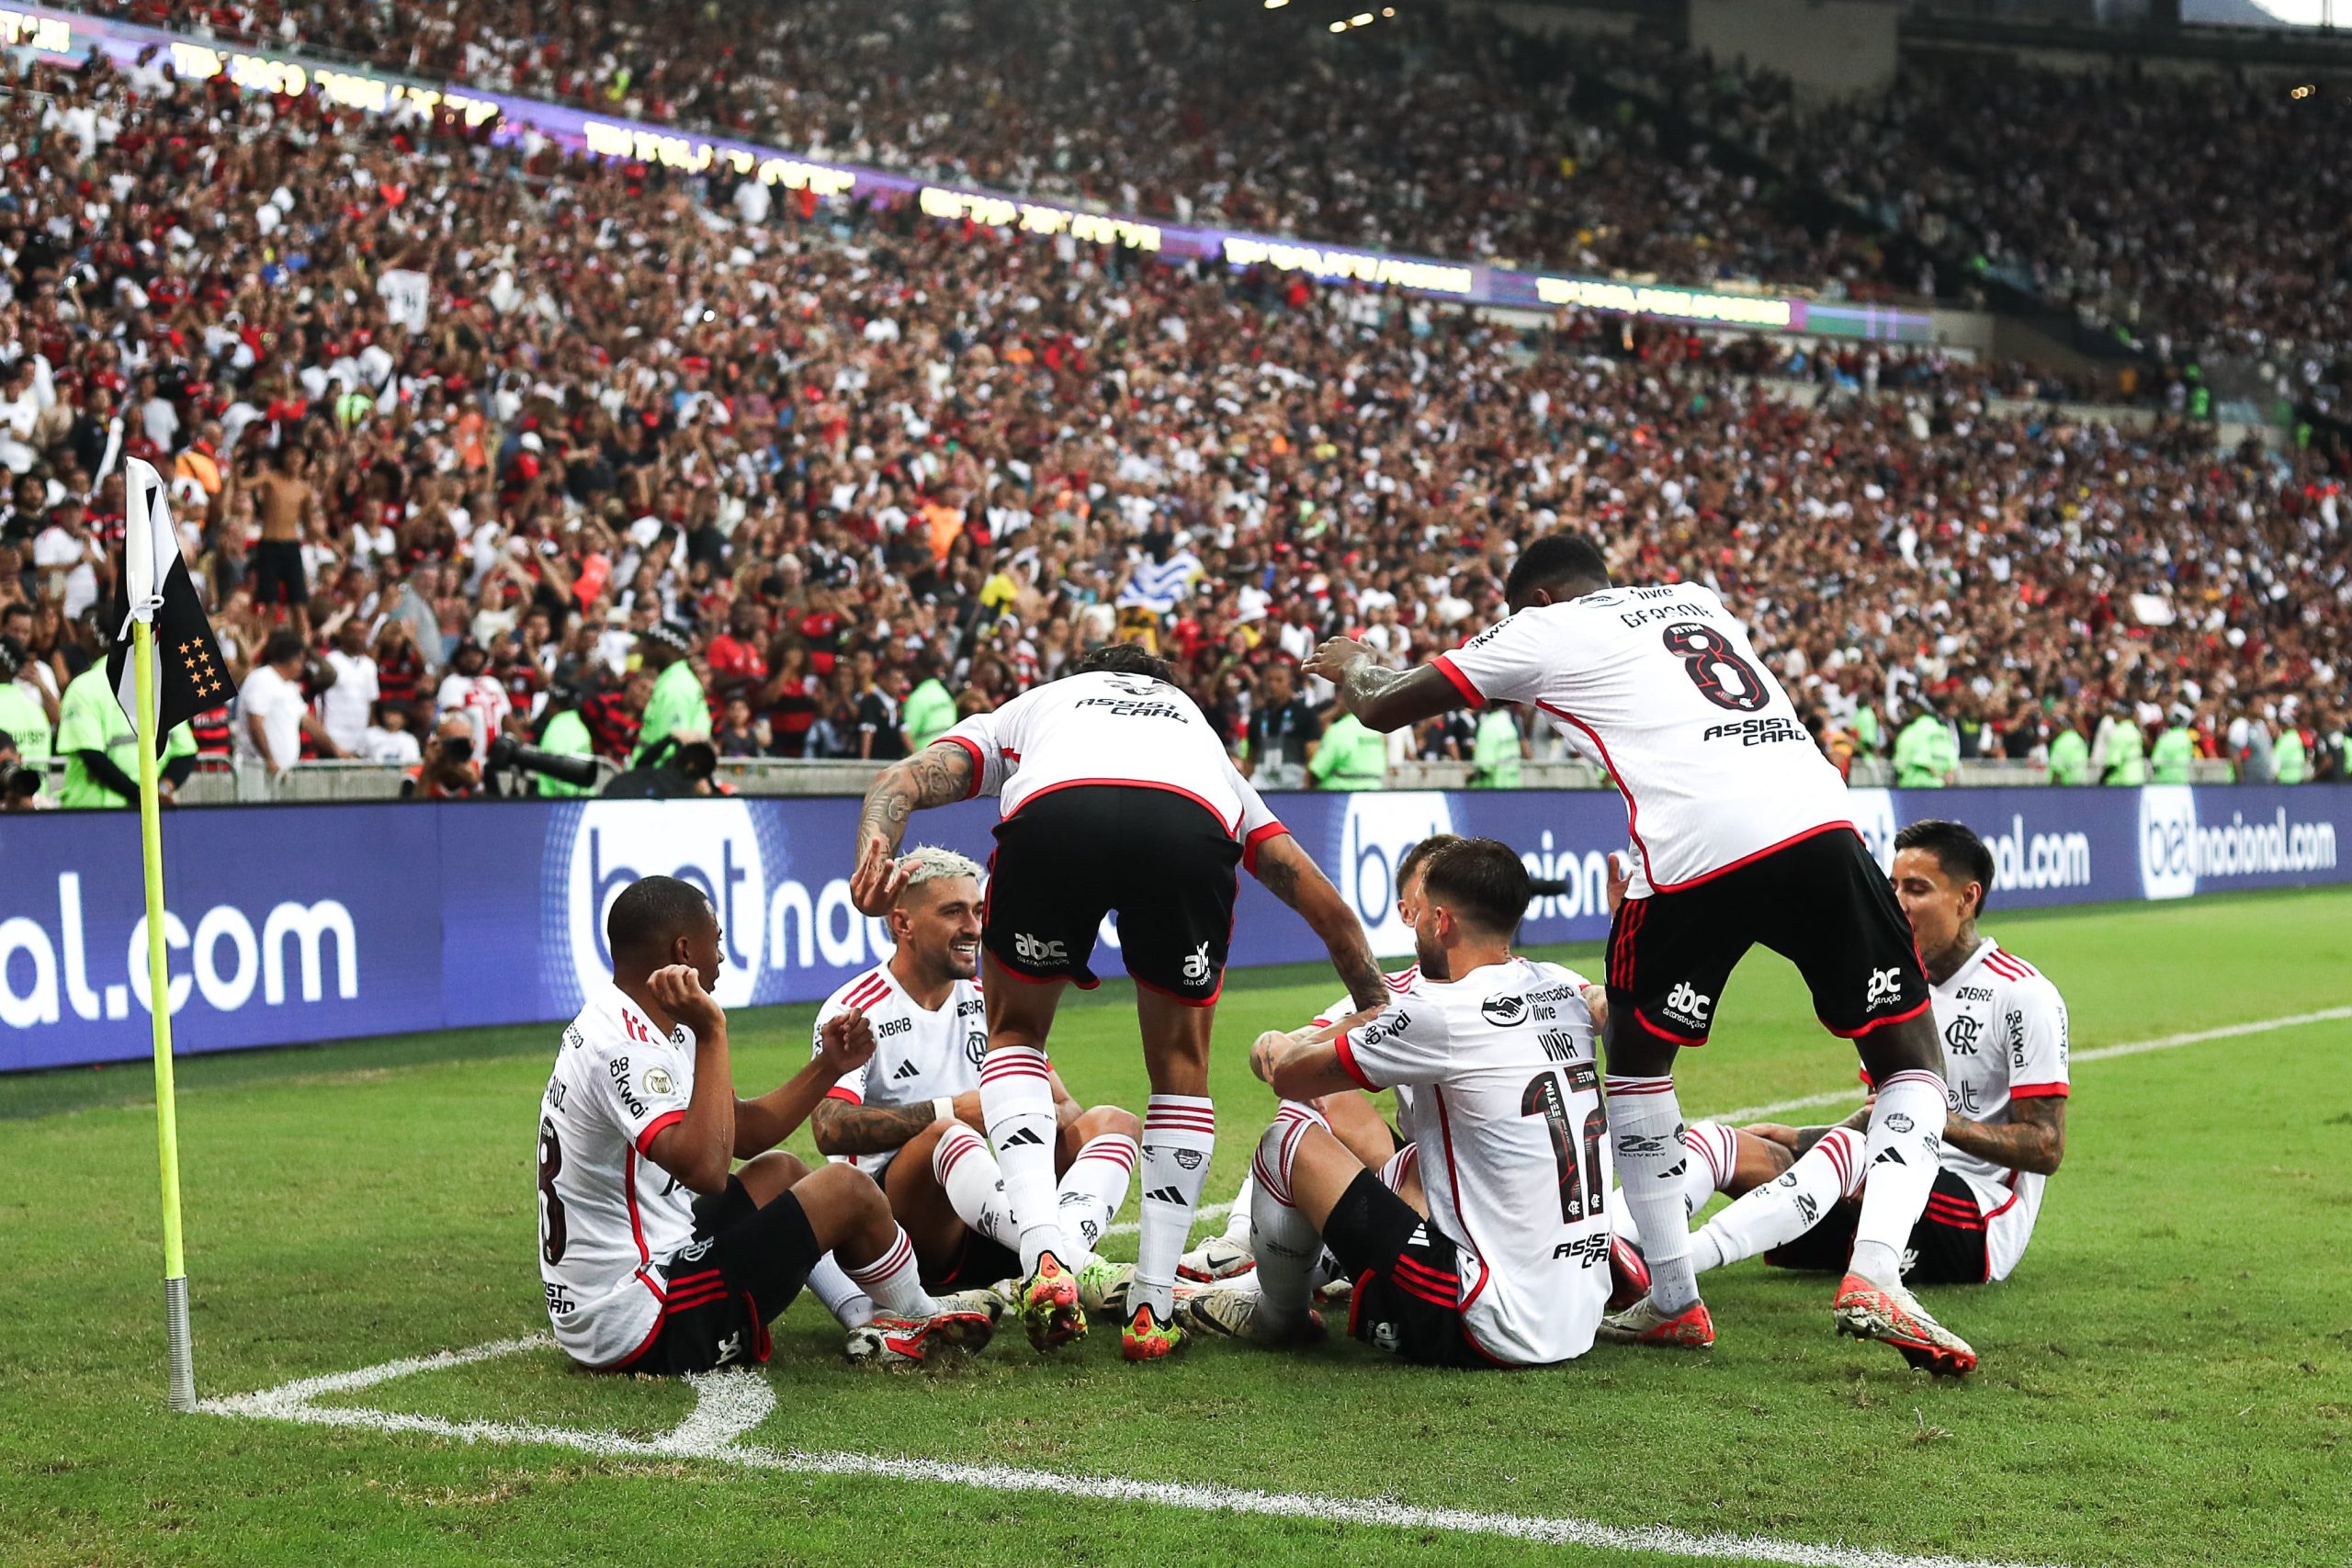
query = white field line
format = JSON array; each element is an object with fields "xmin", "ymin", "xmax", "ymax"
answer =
[
  {"xmin": 1113, "ymin": 1004, "xmax": 2352, "ymax": 1238},
  {"xmin": 200, "ymin": 1337, "xmax": 2057, "ymax": 1568}
]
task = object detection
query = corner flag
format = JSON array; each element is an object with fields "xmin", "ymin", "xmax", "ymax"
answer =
[
  {"xmin": 106, "ymin": 457, "xmax": 229, "ymax": 751},
  {"xmin": 106, "ymin": 455, "xmax": 213, "ymax": 1412}
]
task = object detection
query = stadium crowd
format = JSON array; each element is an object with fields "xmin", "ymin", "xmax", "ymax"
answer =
[
  {"xmin": 102, "ymin": 0, "xmax": 2352, "ymax": 381},
  {"xmin": 0, "ymin": 41, "xmax": 2346, "ymax": 812}
]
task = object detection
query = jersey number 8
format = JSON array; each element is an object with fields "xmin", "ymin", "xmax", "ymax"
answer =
[
  {"xmin": 537, "ymin": 1116, "xmax": 568, "ymax": 1266},
  {"xmin": 1662, "ymin": 623, "xmax": 1770, "ymax": 713}
]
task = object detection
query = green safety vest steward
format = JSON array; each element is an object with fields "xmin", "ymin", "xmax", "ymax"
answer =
[
  {"xmin": 2101, "ymin": 721, "xmax": 2146, "ymax": 785},
  {"xmin": 2148, "ymin": 726, "xmax": 2197, "ymax": 784},
  {"xmin": 54, "ymin": 665, "xmax": 193, "ymax": 809},
  {"xmin": 2276, "ymin": 728, "xmax": 2308, "ymax": 784},
  {"xmin": 1470, "ymin": 707, "xmax": 1523, "ymax": 789},
  {"xmin": 902, "ymin": 677, "xmax": 957, "ymax": 752},
  {"xmin": 1308, "ymin": 712, "xmax": 1387, "ymax": 791},
  {"xmin": 633, "ymin": 660, "xmax": 711, "ymax": 766},
  {"xmin": 0, "ymin": 680, "xmax": 51, "ymax": 797},
  {"xmin": 536, "ymin": 707, "xmax": 597, "ymax": 798},
  {"xmin": 2046, "ymin": 728, "xmax": 2089, "ymax": 784},
  {"xmin": 1893, "ymin": 714, "xmax": 1956, "ymax": 788},
  {"xmin": 1852, "ymin": 706, "xmax": 1882, "ymax": 755}
]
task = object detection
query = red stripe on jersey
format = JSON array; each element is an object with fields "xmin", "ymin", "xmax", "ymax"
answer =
[
  {"xmin": 2008, "ymin": 1081, "xmax": 2070, "ymax": 1100},
  {"xmin": 1241, "ymin": 821, "xmax": 1287, "ymax": 876},
  {"xmin": 625, "ymin": 1155, "xmax": 650, "ymax": 1267},
  {"xmin": 1432, "ymin": 653, "xmax": 1486, "ymax": 709},
  {"xmin": 1981, "ymin": 1190, "xmax": 2022, "ymax": 1222},
  {"xmin": 600, "ymin": 1282, "xmax": 670, "ymax": 1371},
  {"xmin": 1387, "ymin": 966, "xmax": 1419, "ymax": 991},
  {"xmin": 1994, "ymin": 948, "xmax": 2038, "ymax": 977},
  {"xmin": 824, "ymin": 1085, "xmax": 863, "ymax": 1104},
  {"xmin": 1981, "ymin": 953, "xmax": 2027, "ymax": 982},
  {"xmin": 938, "ymin": 734, "xmax": 988, "ymax": 799},
  {"xmin": 1536, "ymin": 704, "xmax": 1660, "ymax": 890},
  {"xmin": 1333, "ymin": 1031, "xmax": 1377, "ymax": 1091},
  {"xmin": 633, "ymin": 1109, "xmax": 685, "ymax": 1156},
  {"xmin": 843, "ymin": 976, "xmax": 890, "ymax": 1010},
  {"xmin": 1428, "ymin": 1086, "xmax": 1496, "ymax": 1314}
]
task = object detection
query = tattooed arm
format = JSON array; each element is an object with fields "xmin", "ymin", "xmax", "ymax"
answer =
[
  {"xmin": 1251, "ymin": 831, "xmax": 1386, "ymax": 1012},
  {"xmin": 1302, "ymin": 637, "xmax": 1471, "ymax": 734},
  {"xmin": 850, "ymin": 742, "xmax": 976, "ymax": 914},
  {"xmin": 1941, "ymin": 1095, "xmax": 2066, "ymax": 1176},
  {"xmin": 810, "ymin": 1094, "xmax": 949, "ymax": 1157}
]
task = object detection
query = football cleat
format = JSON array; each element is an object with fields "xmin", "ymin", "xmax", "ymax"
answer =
[
  {"xmin": 1015, "ymin": 1251, "xmax": 1087, "ymax": 1350},
  {"xmin": 1121, "ymin": 1302, "xmax": 1187, "ymax": 1361},
  {"xmin": 1082, "ymin": 1261, "xmax": 1201, "ymax": 1319},
  {"xmin": 1832, "ymin": 1271, "xmax": 1978, "ymax": 1378},
  {"xmin": 1181, "ymin": 1286, "xmax": 1324, "ymax": 1348},
  {"xmin": 931, "ymin": 1286, "xmax": 1009, "ymax": 1326},
  {"xmin": 1606, "ymin": 1234, "xmax": 1652, "ymax": 1314},
  {"xmin": 1597, "ymin": 1293, "xmax": 1716, "ymax": 1349},
  {"xmin": 1177, "ymin": 1235, "xmax": 1258, "ymax": 1282},
  {"xmin": 844, "ymin": 1304, "xmax": 997, "ymax": 1366}
]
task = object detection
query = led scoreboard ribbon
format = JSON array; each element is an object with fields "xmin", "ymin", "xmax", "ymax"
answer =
[{"xmin": 4, "ymin": 2, "xmax": 1933, "ymax": 342}]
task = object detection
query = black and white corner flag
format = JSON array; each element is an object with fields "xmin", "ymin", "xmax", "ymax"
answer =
[{"xmin": 106, "ymin": 457, "xmax": 230, "ymax": 755}]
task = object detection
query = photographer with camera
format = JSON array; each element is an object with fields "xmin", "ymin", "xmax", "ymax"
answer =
[
  {"xmin": 0, "ymin": 636, "xmax": 51, "ymax": 802},
  {"xmin": 0, "ymin": 727, "xmax": 47, "ymax": 810},
  {"xmin": 407, "ymin": 713, "xmax": 486, "ymax": 800}
]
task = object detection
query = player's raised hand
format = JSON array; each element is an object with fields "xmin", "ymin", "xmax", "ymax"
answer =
[
  {"xmin": 1302, "ymin": 636, "xmax": 1374, "ymax": 685},
  {"xmin": 648, "ymin": 964, "xmax": 726, "ymax": 1040},
  {"xmin": 849, "ymin": 833, "xmax": 911, "ymax": 916},
  {"xmin": 816, "ymin": 1007, "xmax": 877, "ymax": 1077}
]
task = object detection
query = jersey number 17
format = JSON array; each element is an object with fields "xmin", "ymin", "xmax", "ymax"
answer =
[{"xmin": 1520, "ymin": 1070, "xmax": 1607, "ymax": 1224}]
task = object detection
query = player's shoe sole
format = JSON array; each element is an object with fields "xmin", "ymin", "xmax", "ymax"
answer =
[
  {"xmin": 1121, "ymin": 1303, "xmax": 1187, "ymax": 1361},
  {"xmin": 1177, "ymin": 1236, "xmax": 1258, "ymax": 1282},
  {"xmin": 1086, "ymin": 1264, "xmax": 1201, "ymax": 1321},
  {"xmin": 844, "ymin": 1307, "xmax": 997, "ymax": 1366},
  {"xmin": 1017, "ymin": 1252, "xmax": 1087, "ymax": 1350},
  {"xmin": 1180, "ymin": 1286, "xmax": 1323, "ymax": 1348},
  {"xmin": 1606, "ymin": 1234, "xmax": 1651, "ymax": 1314},
  {"xmin": 1832, "ymin": 1271, "xmax": 1978, "ymax": 1378},
  {"xmin": 1597, "ymin": 1293, "xmax": 1715, "ymax": 1349}
]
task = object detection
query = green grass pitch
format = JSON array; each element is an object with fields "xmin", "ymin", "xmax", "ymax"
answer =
[{"xmin": 2, "ymin": 888, "xmax": 2348, "ymax": 1566}]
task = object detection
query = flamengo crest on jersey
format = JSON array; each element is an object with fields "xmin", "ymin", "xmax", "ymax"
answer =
[
  {"xmin": 936, "ymin": 671, "xmax": 1285, "ymax": 858},
  {"xmin": 814, "ymin": 964, "xmax": 989, "ymax": 1175},
  {"xmin": 1331, "ymin": 956, "xmax": 1611, "ymax": 1366},
  {"xmin": 1930, "ymin": 938, "xmax": 2069, "ymax": 1281},
  {"xmin": 537, "ymin": 982, "xmax": 700, "ymax": 1368},
  {"xmin": 1434, "ymin": 583, "xmax": 1849, "ymax": 897}
]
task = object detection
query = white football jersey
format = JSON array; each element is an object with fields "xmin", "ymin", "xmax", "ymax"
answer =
[
  {"xmin": 1929, "ymin": 938, "xmax": 2069, "ymax": 1280},
  {"xmin": 1311, "ymin": 964, "xmax": 1424, "ymax": 1141},
  {"xmin": 814, "ymin": 963, "xmax": 989, "ymax": 1175},
  {"xmin": 937, "ymin": 671, "xmax": 1286, "ymax": 861},
  {"xmin": 1334, "ymin": 956, "xmax": 1610, "ymax": 1366},
  {"xmin": 537, "ymin": 982, "xmax": 699, "ymax": 1368},
  {"xmin": 1436, "ymin": 583, "xmax": 1849, "ymax": 897}
]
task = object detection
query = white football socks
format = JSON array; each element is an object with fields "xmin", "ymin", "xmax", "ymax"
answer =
[
  {"xmin": 1609, "ymin": 1120, "xmax": 1738, "ymax": 1249},
  {"xmin": 1849, "ymin": 1069, "xmax": 1948, "ymax": 1285},
  {"xmin": 932, "ymin": 1123, "xmax": 1018, "ymax": 1250},
  {"xmin": 1690, "ymin": 1126, "xmax": 1865, "ymax": 1274},
  {"xmin": 1057, "ymin": 1133, "xmax": 1138, "ymax": 1260},
  {"xmin": 978, "ymin": 1046, "xmax": 1070, "ymax": 1274},
  {"xmin": 804, "ymin": 1254, "xmax": 875, "ymax": 1330},
  {"xmin": 1220, "ymin": 1170, "xmax": 1258, "ymax": 1247},
  {"xmin": 1248, "ymin": 1103, "xmax": 1329, "ymax": 1327},
  {"xmin": 1132, "ymin": 1094, "xmax": 1215, "ymax": 1323},
  {"xmin": 1607, "ymin": 1074, "xmax": 1700, "ymax": 1314},
  {"xmin": 842, "ymin": 1225, "xmax": 935, "ymax": 1318}
]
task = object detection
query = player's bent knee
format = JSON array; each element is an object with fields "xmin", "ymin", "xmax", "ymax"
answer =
[
  {"xmin": 737, "ymin": 1149, "xmax": 808, "ymax": 1205},
  {"xmin": 1076, "ymin": 1104, "xmax": 1141, "ymax": 1144},
  {"xmin": 791, "ymin": 1162, "xmax": 891, "ymax": 1251}
]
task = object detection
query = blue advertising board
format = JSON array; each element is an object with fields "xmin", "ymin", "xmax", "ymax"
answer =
[{"xmin": 4, "ymin": 784, "xmax": 2346, "ymax": 1071}]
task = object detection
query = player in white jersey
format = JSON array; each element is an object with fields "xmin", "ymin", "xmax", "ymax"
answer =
[
  {"xmin": 537, "ymin": 875, "xmax": 1000, "ymax": 1374},
  {"xmin": 1183, "ymin": 839, "xmax": 1612, "ymax": 1365},
  {"xmin": 1307, "ymin": 533, "xmax": 1976, "ymax": 1376},
  {"xmin": 1682, "ymin": 820, "xmax": 2070, "ymax": 1287},
  {"xmin": 811, "ymin": 846, "xmax": 1143, "ymax": 1302},
  {"xmin": 850, "ymin": 643, "xmax": 1385, "ymax": 1362}
]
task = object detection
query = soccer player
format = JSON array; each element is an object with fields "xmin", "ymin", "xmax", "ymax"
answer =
[
  {"xmin": 1185, "ymin": 839, "xmax": 1613, "ymax": 1367},
  {"xmin": 1306, "ymin": 533, "xmax": 1978, "ymax": 1375},
  {"xmin": 1683, "ymin": 820, "xmax": 2069, "ymax": 1287},
  {"xmin": 537, "ymin": 875, "xmax": 1000, "ymax": 1374},
  {"xmin": 850, "ymin": 643, "xmax": 1385, "ymax": 1361},
  {"xmin": 811, "ymin": 846, "xmax": 1143, "ymax": 1302}
]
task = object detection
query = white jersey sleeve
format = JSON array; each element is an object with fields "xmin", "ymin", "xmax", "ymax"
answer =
[
  {"xmin": 935, "ymin": 708, "xmax": 1012, "ymax": 800},
  {"xmin": 1227, "ymin": 758, "xmax": 1288, "ymax": 872},
  {"xmin": 1334, "ymin": 995, "xmax": 1451, "ymax": 1091},
  {"xmin": 1431, "ymin": 585, "xmax": 1849, "ymax": 895}
]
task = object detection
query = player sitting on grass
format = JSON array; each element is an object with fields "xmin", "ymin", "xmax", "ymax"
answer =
[
  {"xmin": 811, "ymin": 847, "xmax": 1143, "ymax": 1309},
  {"xmin": 537, "ymin": 875, "xmax": 1001, "ymax": 1373},
  {"xmin": 1680, "ymin": 820, "xmax": 2070, "ymax": 1289},
  {"xmin": 1185, "ymin": 839, "xmax": 1613, "ymax": 1367}
]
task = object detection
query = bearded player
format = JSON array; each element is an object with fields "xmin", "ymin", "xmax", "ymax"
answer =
[
  {"xmin": 851, "ymin": 643, "xmax": 1385, "ymax": 1361},
  {"xmin": 812, "ymin": 847, "xmax": 1144, "ymax": 1306},
  {"xmin": 1308, "ymin": 533, "xmax": 1977, "ymax": 1374}
]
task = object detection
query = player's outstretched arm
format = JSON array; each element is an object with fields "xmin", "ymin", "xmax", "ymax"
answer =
[
  {"xmin": 1303, "ymin": 637, "xmax": 1468, "ymax": 734},
  {"xmin": 641, "ymin": 964, "xmax": 738, "ymax": 1196},
  {"xmin": 1251, "ymin": 832, "xmax": 1386, "ymax": 1012},
  {"xmin": 737, "ymin": 1009, "xmax": 877, "ymax": 1156},
  {"xmin": 810, "ymin": 1095, "xmax": 946, "ymax": 1157},
  {"xmin": 1250, "ymin": 1030, "xmax": 1363, "ymax": 1103},
  {"xmin": 850, "ymin": 743, "xmax": 975, "ymax": 913}
]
